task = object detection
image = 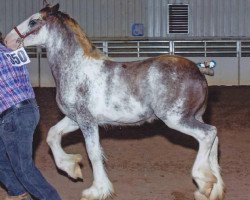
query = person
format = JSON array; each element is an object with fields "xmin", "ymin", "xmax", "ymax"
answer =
[{"xmin": 0, "ymin": 32, "xmax": 61, "ymax": 200}]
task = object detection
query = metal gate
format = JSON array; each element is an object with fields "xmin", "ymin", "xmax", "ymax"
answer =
[{"xmin": 26, "ymin": 40, "xmax": 250, "ymax": 87}]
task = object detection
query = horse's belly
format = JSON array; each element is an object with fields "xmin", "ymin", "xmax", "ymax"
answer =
[
  {"xmin": 88, "ymin": 83, "xmax": 153, "ymax": 124},
  {"xmin": 92, "ymin": 104, "xmax": 152, "ymax": 124},
  {"xmin": 96, "ymin": 112, "xmax": 142, "ymax": 124}
]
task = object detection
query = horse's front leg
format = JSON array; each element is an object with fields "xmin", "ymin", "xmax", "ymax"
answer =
[
  {"xmin": 46, "ymin": 116, "xmax": 83, "ymax": 179},
  {"xmin": 77, "ymin": 120, "xmax": 114, "ymax": 200}
]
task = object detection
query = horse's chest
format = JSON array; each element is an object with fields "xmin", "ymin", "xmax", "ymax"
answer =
[
  {"xmin": 56, "ymin": 95, "xmax": 75, "ymax": 115},
  {"xmin": 56, "ymin": 88, "xmax": 87, "ymax": 116}
]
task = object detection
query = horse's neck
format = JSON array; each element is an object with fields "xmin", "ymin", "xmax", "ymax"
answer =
[
  {"xmin": 46, "ymin": 34, "xmax": 104, "ymax": 85},
  {"xmin": 46, "ymin": 31, "xmax": 78, "ymax": 70},
  {"xmin": 47, "ymin": 31, "xmax": 75, "ymax": 59}
]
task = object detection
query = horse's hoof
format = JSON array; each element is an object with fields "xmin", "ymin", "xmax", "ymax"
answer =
[
  {"xmin": 81, "ymin": 181, "xmax": 114, "ymax": 200},
  {"xmin": 74, "ymin": 154, "xmax": 83, "ymax": 163},
  {"xmin": 209, "ymin": 180, "xmax": 225, "ymax": 200},
  {"xmin": 72, "ymin": 154, "xmax": 83, "ymax": 179},
  {"xmin": 194, "ymin": 191, "xmax": 209, "ymax": 200},
  {"xmin": 74, "ymin": 163, "xmax": 83, "ymax": 179},
  {"xmin": 60, "ymin": 154, "xmax": 83, "ymax": 179}
]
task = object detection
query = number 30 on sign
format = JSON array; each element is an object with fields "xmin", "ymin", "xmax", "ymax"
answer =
[{"xmin": 4, "ymin": 47, "xmax": 31, "ymax": 66}]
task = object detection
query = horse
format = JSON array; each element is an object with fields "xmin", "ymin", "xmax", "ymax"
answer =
[{"xmin": 5, "ymin": 4, "xmax": 224, "ymax": 200}]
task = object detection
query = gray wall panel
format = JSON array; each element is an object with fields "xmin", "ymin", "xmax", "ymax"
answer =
[
  {"xmin": 241, "ymin": 58, "xmax": 250, "ymax": 85},
  {"xmin": 0, "ymin": 1, "xmax": 5, "ymax": 34},
  {"xmin": 114, "ymin": 0, "xmax": 123, "ymax": 37},
  {"xmin": 93, "ymin": 0, "xmax": 101, "ymax": 37},
  {"xmin": 107, "ymin": 0, "xmax": 115, "ymax": 37},
  {"xmin": 1, "ymin": 0, "xmax": 250, "ymax": 39},
  {"xmin": 100, "ymin": 0, "xmax": 108, "ymax": 37},
  {"xmin": 147, "ymin": 0, "xmax": 154, "ymax": 37}
]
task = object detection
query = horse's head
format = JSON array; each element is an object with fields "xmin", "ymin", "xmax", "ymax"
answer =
[
  {"xmin": 6, "ymin": 3, "xmax": 105, "ymax": 59},
  {"xmin": 5, "ymin": 4, "xmax": 60, "ymax": 50}
]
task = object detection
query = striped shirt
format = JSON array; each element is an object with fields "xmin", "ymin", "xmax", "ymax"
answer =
[{"xmin": 0, "ymin": 44, "xmax": 35, "ymax": 113}]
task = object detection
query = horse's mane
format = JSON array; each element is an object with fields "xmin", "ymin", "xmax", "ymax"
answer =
[{"xmin": 53, "ymin": 11, "xmax": 106, "ymax": 59}]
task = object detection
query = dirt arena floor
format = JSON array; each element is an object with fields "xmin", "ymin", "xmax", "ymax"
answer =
[{"xmin": 0, "ymin": 86, "xmax": 249, "ymax": 200}]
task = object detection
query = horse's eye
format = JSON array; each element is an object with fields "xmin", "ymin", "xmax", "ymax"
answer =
[{"xmin": 29, "ymin": 20, "xmax": 37, "ymax": 27}]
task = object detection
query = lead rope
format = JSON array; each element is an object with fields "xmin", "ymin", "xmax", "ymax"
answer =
[
  {"xmin": 17, "ymin": 38, "xmax": 24, "ymax": 48},
  {"xmin": 14, "ymin": 26, "xmax": 25, "ymax": 48}
]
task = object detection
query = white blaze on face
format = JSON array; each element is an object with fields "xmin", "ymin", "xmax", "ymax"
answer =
[{"xmin": 5, "ymin": 13, "xmax": 45, "ymax": 50}]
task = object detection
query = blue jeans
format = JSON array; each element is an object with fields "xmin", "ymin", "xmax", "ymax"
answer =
[{"xmin": 0, "ymin": 100, "xmax": 61, "ymax": 200}]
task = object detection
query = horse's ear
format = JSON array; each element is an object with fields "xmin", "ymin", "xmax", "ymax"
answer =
[
  {"xmin": 50, "ymin": 3, "xmax": 60, "ymax": 14},
  {"xmin": 40, "ymin": 3, "xmax": 58, "ymax": 17},
  {"xmin": 43, "ymin": 0, "xmax": 50, "ymax": 7}
]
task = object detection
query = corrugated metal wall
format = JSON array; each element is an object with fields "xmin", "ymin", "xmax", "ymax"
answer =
[
  {"xmin": 147, "ymin": 0, "xmax": 250, "ymax": 38},
  {"xmin": 1, "ymin": 0, "xmax": 250, "ymax": 39},
  {"xmin": 189, "ymin": 0, "xmax": 250, "ymax": 38},
  {"xmin": 0, "ymin": 0, "xmax": 148, "ymax": 38}
]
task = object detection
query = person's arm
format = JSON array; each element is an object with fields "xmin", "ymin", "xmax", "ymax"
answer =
[{"xmin": 0, "ymin": 32, "xmax": 5, "ymax": 45}]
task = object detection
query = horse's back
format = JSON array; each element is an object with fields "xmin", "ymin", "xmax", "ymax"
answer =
[
  {"xmin": 104, "ymin": 54, "xmax": 207, "ymax": 96},
  {"xmin": 103, "ymin": 55, "xmax": 207, "ymax": 118},
  {"xmin": 105, "ymin": 54, "xmax": 205, "ymax": 82}
]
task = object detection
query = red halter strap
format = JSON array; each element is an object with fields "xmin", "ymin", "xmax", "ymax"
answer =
[
  {"xmin": 14, "ymin": 26, "xmax": 43, "ymax": 40},
  {"xmin": 14, "ymin": 27, "xmax": 25, "ymax": 39}
]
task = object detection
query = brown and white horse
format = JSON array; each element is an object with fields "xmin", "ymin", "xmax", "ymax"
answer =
[{"xmin": 5, "ymin": 4, "xmax": 224, "ymax": 200}]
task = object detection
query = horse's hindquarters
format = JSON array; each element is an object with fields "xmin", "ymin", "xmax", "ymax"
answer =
[{"xmin": 147, "ymin": 59, "xmax": 208, "ymax": 120}]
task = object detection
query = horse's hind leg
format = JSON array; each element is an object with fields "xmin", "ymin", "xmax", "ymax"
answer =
[
  {"xmin": 207, "ymin": 136, "xmax": 225, "ymax": 200},
  {"xmin": 162, "ymin": 116, "xmax": 224, "ymax": 200},
  {"xmin": 46, "ymin": 116, "xmax": 83, "ymax": 179},
  {"xmin": 195, "ymin": 110, "xmax": 225, "ymax": 200}
]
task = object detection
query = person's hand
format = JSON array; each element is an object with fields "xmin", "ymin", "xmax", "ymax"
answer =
[{"xmin": 0, "ymin": 32, "xmax": 4, "ymax": 45}]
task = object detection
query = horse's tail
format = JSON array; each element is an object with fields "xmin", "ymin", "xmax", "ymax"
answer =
[
  {"xmin": 199, "ymin": 68, "xmax": 214, "ymax": 76},
  {"xmin": 197, "ymin": 60, "xmax": 216, "ymax": 76}
]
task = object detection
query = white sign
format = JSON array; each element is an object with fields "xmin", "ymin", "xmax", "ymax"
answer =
[{"xmin": 4, "ymin": 47, "xmax": 31, "ymax": 66}]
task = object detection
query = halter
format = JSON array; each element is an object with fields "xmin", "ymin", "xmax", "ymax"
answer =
[{"xmin": 13, "ymin": 24, "xmax": 44, "ymax": 48}]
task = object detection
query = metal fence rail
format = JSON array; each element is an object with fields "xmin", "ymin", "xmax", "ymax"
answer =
[
  {"xmin": 93, "ymin": 40, "xmax": 244, "ymax": 58},
  {"xmin": 25, "ymin": 40, "xmax": 250, "ymax": 58},
  {"xmin": 23, "ymin": 39, "xmax": 250, "ymax": 86}
]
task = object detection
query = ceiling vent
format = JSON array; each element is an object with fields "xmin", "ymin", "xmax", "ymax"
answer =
[{"xmin": 168, "ymin": 4, "xmax": 189, "ymax": 34}]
